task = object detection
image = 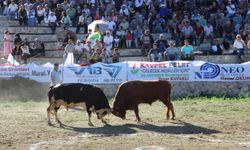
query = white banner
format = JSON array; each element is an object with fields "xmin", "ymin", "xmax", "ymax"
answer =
[
  {"xmin": 28, "ymin": 63, "xmax": 53, "ymax": 83},
  {"xmin": 190, "ymin": 62, "xmax": 250, "ymax": 81},
  {"xmin": 127, "ymin": 61, "xmax": 204, "ymax": 81},
  {"xmin": 1, "ymin": 61, "xmax": 250, "ymax": 83},
  {"xmin": 127, "ymin": 61, "xmax": 250, "ymax": 82},
  {"xmin": 62, "ymin": 62, "xmax": 127, "ymax": 84},
  {"xmin": 0, "ymin": 65, "xmax": 30, "ymax": 78}
]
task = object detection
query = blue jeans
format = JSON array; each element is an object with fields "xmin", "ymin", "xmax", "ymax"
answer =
[
  {"xmin": 237, "ymin": 48, "xmax": 244, "ymax": 61},
  {"xmin": 150, "ymin": 53, "xmax": 162, "ymax": 62}
]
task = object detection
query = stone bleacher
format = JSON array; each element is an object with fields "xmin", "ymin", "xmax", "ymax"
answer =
[{"xmin": 0, "ymin": 16, "xmax": 249, "ymax": 65}]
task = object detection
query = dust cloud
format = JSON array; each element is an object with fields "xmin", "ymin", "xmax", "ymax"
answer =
[{"xmin": 0, "ymin": 77, "xmax": 50, "ymax": 101}]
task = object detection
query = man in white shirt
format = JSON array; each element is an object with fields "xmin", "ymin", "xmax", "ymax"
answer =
[
  {"xmin": 119, "ymin": 4, "xmax": 129, "ymax": 16},
  {"xmin": 103, "ymin": 30, "xmax": 114, "ymax": 54},
  {"xmin": 107, "ymin": 18, "xmax": 116, "ymax": 32},
  {"xmin": 233, "ymin": 34, "xmax": 246, "ymax": 62},
  {"xmin": 204, "ymin": 23, "xmax": 213, "ymax": 40},
  {"xmin": 48, "ymin": 12, "xmax": 57, "ymax": 34},
  {"xmin": 74, "ymin": 39, "xmax": 84, "ymax": 64},
  {"xmin": 8, "ymin": 0, "xmax": 18, "ymax": 20}
]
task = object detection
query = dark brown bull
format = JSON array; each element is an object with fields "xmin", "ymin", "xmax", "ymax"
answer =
[{"xmin": 111, "ymin": 80, "xmax": 175, "ymax": 122}]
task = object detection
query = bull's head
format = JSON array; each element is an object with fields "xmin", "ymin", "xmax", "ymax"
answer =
[
  {"xmin": 111, "ymin": 108, "xmax": 126, "ymax": 120},
  {"xmin": 95, "ymin": 108, "xmax": 112, "ymax": 120}
]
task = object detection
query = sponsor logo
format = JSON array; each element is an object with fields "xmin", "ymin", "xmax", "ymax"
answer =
[
  {"xmin": 101, "ymin": 64, "xmax": 121, "ymax": 78},
  {"xmin": 68, "ymin": 64, "xmax": 122, "ymax": 78},
  {"xmin": 195, "ymin": 63, "xmax": 220, "ymax": 79},
  {"xmin": 130, "ymin": 63, "xmax": 139, "ymax": 74}
]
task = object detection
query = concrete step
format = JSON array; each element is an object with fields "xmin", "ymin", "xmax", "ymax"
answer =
[
  {"xmin": 44, "ymin": 48, "xmax": 142, "ymax": 57},
  {"xmin": 0, "ymin": 16, "xmax": 8, "ymax": 21},
  {"xmin": 0, "ymin": 26, "xmax": 170, "ymax": 40},
  {"xmin": 29, "ymin": 57, "xmax": 64, "ymax": 65},
  {"xmin": 195, "ymin": 55, "xmax": 241, "ymax": 64},
  {"xmin": 0, "ymin": 26, "xmax": 86, "ymax": 34},
  {"xmin": 120, "ymin": 56, "xmax": 148, "ymax": 62},
  {"xmin": 0, "ymin": 20, "xmax": 19, "ymax": 26},
  {"xmin": 0, "ymin": 34, "xmax": 86, "ymax": 42},
  {"xmin": 29, "ymin": 56, "xmax": 148, "ymax": 64}
]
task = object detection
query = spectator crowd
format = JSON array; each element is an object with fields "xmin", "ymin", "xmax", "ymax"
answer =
[{"xmin": 1, "ymin": 0, "xmax": 250, "ymax": 64}]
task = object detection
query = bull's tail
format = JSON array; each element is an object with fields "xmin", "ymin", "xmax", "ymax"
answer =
[{"xmin": 47, "ymin": 90, "xmax": 55, "ymax": 115}]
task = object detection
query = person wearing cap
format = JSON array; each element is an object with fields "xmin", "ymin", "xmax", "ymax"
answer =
[
  {"xmin": 55, "ymin": 4, "xmax": 63, "ymax": 23},
  {"xmin": 50, "ymin": 63, "xmax": 61, "ymax": 86},
  {"xmin": 31, "ymin": 38, "xmax": 45, "ymax": 56},
  {"xmin": 148, "ymin": 43, "xmax": 162, "ymax": 62},
  {"xmin": 156, "ymin": 34, "xmax": 167, "ymax": 53},
  {"xmin": 233, "ymin": 34, "xmax": 246, "ymax": 62},
  {"xmin": 74, "ymin": 39, "xmax": 84, "ymax": 64},
  {"xmin": 103, "ymin": 30, "xmax": 114, "ymax": 54},
  {"xmin": 165, "ymin": 41, "xmax": 180, "ymax": 61}
]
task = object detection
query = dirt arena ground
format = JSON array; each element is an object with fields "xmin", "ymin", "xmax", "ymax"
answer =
[{"xmin": 0, "ymin": 97, "xmax": 250, "ymax": 150}]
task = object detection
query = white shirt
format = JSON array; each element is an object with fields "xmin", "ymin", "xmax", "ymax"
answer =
[
  {"xmin": 83, "ymin": 44, "xmax": 92, "ymax": 53},
  {"xmin": 204, "ymin": 25, "xmax": 213, "ymax": 36},
  {"xmin": 48, "ymin": 15, "xmax": 57, "ymax": 23},
  {"xmin": 8, "ymin": 3, "xmax": 18, "ymax": 12},
  {"xmin": 108, "ymin": 21, "xmax": 116, "ymax": 31},
  {"xmin": 135, "ymin": 0, "xmax": 143, "ymax": 8},
  {"xmin": 103, "ymin": 35, "xmax": 114, "ymax": 52},
  {"xmin": 226, "ymin": 4, "xmax": 236, "ymax": 15},
  {"xmin": 234, "ymin": 40, "xmax": 245, "ymax": 49},
  {"xmin": 37, "ymin": 9, "xmax": 44, "ymax": 16},
  {"xmin": 120, "ymin": 6, "xmax": 130, "ymax": 16},
  {"xmin": 75, "ymin": 43, "xmax": 84, "ymax": 53},
  {"xmin": 21, "ymin": 46, "xmax": 30, "ymax": 54}
]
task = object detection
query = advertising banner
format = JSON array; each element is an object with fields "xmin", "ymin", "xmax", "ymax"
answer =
[
  {"xmin": 1, "ymin": 61, "xmax": 250, "ymax": 83},
  {"xmin": 62, "ymin": 62, "xmax": 127, "ymax": 84},
  {"xmin": 127, "ymin": 61, "xmax": 204, "ymax": 81},
  {"xmin": 28, "ymin": 64, "xmax": 54, "ymax": 83},
  {"xmin": 0, "ymin": 65, "xmax": 30, "ymax": 78},
  {"xmin": 190, "ymin": 62, "xmax": 250, "ymax": 81}
]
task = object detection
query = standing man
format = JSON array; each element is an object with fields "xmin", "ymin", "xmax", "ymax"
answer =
[
  {"xmin": 140, "ymin": 29, "xmax": 154, "ymax": 56},
  {"xmin": 103, "ymin": 30, "xmax": 114, "ymax": 54},
  {"xmin": 50, "ymin": 63, "xmax": 61, "ymax": 86}
]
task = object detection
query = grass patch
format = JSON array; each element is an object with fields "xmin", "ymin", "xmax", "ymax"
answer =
[{"xmin": 0, "ymin": 98, "xmax": 250, "ymax": 150}]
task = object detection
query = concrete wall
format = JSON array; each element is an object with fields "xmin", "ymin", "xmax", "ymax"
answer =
[
  {"xmin": 0, "ymin": 78, "xmax": 249, "ymax": 101},
  {"xmin": 98, "ymin": 81, "xmax": 250, "ymax": 99}
]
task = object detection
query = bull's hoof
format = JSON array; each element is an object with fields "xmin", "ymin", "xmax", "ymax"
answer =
[
  {"xmin": 88, "ymin": 122, "xmax": 94, "ymax": 126},
  {"xmin": 171, "ymin": 117, "xmax": 175, "ymax": 120},
  {"xmin": 136, "ymin": 119, "xmax": 142, "ymax": 124},
  {"xmin": 47, "ymin": 122, "xmax": 52, "ymax": 126}
]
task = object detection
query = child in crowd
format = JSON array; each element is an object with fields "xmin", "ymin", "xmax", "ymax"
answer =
[
  {"xmin": 125, "ymin": 30, "xmax": 132, "ymax": 48},
  {"xmin": 114, "ymin": 36, "xmax": 120, "ymax": 48},
  {"xmin": 112, "ymin": 48, "xmax": 120, "ymax": 63}
]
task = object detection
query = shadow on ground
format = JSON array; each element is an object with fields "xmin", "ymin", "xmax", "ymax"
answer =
[{"xmin": 53, "ymin": 120, "xmax": 220, "ymax": 136}]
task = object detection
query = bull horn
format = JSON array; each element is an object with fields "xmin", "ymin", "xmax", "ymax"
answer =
[{"xmin": 109, "ymin": 108, "xmax": 114, "ymax": 112}]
